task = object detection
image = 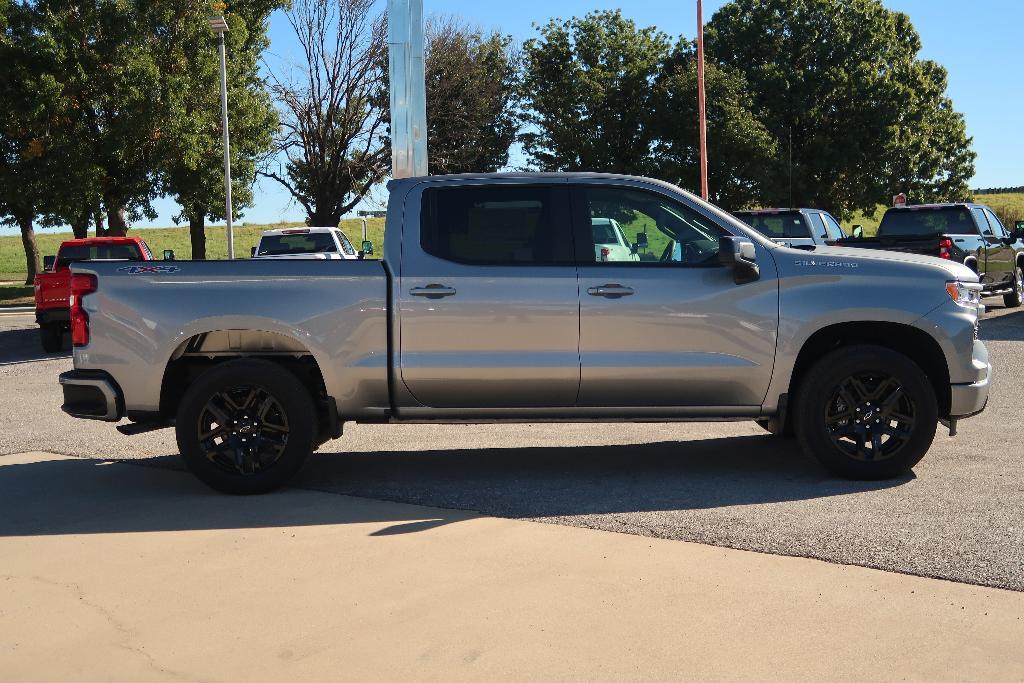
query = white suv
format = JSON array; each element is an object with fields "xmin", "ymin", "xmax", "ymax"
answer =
[{"xmin": 252, "ymin": 227, "xmax": 361, "ymax": 260}]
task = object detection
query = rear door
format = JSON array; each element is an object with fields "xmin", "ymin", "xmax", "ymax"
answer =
[
  {"xmin": 572, "ymin": 181, "xmax": 779, "ymax": 408},
  {"xmin": 398, "ymin": 180, "xmax": 581, "ymax": 408}
]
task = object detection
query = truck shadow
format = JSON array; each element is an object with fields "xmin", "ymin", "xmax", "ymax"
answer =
[
  {"xmin": 302, "ymin": 435, "xmax": 908, "ymax": 519},
  {"xmin": 0, "ymin": 436, "xmax": 908, "ymax": 538},
  {"xmin": 980, "ymin": 308, "xmax": 1024, "ymax": 342},
  {"xmin": 0, "ymin": 326, "xmax": 71, "ymax": 365}
]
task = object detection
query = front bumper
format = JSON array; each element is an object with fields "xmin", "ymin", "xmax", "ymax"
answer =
[
  {"xmin": 948, "ymin": 339, "xmax": 991, "ymax": 419},
  {"xmin": 59, "ymin": 370, "xmax": 123, "ymax": 421}
]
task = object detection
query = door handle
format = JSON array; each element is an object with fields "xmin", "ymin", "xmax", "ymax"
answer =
[
  {"xmin": 587, "ymin": 284, "xmax": 634, "ymax": 298},
  {"xmin": 410, "ymin": 284, "xmax": 457, "ymax": 299}
]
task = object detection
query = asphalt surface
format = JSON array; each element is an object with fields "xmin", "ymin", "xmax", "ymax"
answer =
[{"xmin": 2, "ymin": 304, "xmax": 1023, "ymax": 591}]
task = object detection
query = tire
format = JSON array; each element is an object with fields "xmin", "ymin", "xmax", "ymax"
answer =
[
  {"xmin": 39, "ymin": 323, "xmax": 63, "ymax": 353},
  {"xmin": 1003, "ymin": 265, "xmax": 1023, "ymax": 308},
  {"xmin": 793, "ymin": 345, "xmax": 937, "ymax": 480},
  {"xmin": 175, "ymin": 359, "xmax": 318, "ymax": 494}
]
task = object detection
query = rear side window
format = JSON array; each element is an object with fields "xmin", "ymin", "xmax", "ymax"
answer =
[
  {"xmin": 878, "ymin": 208, "xmax": 978, "ymax": 236},
  {"xmin": 736, "ymin": 212, "xmax": 810, "ymax": 239},
  {"xmin": 983, "ymin": 209, "xmax": 1007, "ymax": 237},
  {"xmin": 336, "ymin": 232, "xmax": 357, "ymax": 255},
  {"xmin": 57, "ymin": 243, "xmax": 143, "ymax": 268},
  {"xmin": 421, "ymin": 185, "xmax": 572, "ymax": 265},
  {"xmin": 821, "ymin": 213, "xmax": 847, "ymax": 239}
]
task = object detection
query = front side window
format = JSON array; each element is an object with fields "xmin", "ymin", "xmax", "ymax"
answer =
[
  {"xmin": 421, "ymin": 185, "xmax": 572, "ymax": 265},
  {"xmin": 576, "ymin": 186, "xmax": 724, "ymax": 265}
]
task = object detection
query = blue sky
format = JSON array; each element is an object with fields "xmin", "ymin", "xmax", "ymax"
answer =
[{"xmin": 20, "ymin": 0, "xmax": 1024, "ymax": 233}]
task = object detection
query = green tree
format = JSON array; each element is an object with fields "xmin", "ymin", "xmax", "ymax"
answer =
[
  {"xmin": 707, "ymin": 0, "xmax": 975, "ymax": 217},
  {"xmin": 159, "ymin": 1, "xmax": 280, "ymax": 258},
  {"xmin": 521, "ymin": 11, "xmax": 670, "ymax": 175},
  {"xmin": 423, "ymin": 18, "xmax": 521, "ymax": 175},
  {"xmin": 653, "ymin": 42, "xmax": 777, "ymax": 208}
]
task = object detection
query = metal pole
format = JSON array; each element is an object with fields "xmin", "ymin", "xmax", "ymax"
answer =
[
  {"xmin": 696, "ymin": 0, "xmax": 709, "ymax": 201},
  {"xmin": 218, "ymin": 32, "xmax": 234, "ymax": 259},
  {"xmin": 361, "ymin": 217, "xmax": 368, "ymax": 243},
  {"xmin": 387, "ymin": 0, "xmax": 428, "ymax": 178}
]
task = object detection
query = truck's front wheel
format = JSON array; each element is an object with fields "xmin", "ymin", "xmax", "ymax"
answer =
[
  {"xmin": 175, "ymin": 359, "xmax": 318, "ymax": 494},
  {"xmin": 794, "ymin": 345, "xmax": 937, "ymax": 480}
]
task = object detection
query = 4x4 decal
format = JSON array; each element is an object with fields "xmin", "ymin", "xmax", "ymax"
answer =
[{"xmin": 117, "ymin": 265, "xmax": 181, "ymax": 274}]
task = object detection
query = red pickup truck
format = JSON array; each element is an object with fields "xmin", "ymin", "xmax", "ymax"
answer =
[{"xmin": 34, "ymin": 237, "xmax": 156, "ymax": 352}]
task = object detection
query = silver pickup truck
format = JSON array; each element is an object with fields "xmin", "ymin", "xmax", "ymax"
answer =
[{"xmin": 59, "ymin": 173, "xmax": 991, "ymax": 494}]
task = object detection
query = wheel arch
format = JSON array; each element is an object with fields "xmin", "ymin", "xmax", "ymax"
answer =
[{"xmin": 789, "ymin": 321, "xmax": 951, "ymax": 420}]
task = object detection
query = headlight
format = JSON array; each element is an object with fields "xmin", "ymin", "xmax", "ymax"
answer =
[{"xmin": 946, "ymin": 280, "xmax": 983, "ymax": 307}]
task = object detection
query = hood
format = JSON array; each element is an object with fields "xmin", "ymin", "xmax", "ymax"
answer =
[{"xmin": 784, "ymin": 244, "xmax": 979, "ymax": 281}]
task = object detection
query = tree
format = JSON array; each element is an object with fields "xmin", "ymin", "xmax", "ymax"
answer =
[
  {"xmin": 521, "ymin": 11, "xmax": 670, "ymax": 175},
  {"xmin": 653, "ymin": 43, "xmax": 777, "ymax": 208},
  {"xmin": 707, "ymin": 0, "xmax": 975, "ymax": 217},
  {"xmin": 159, "ymin": 1, "xmax": 280, "ymax": 258},
  {"xmin": 422, "ymin": 18, "xmax": 520, "ymax": 175},
  {"xmin": 263, "ymin": 0, "xmax": 390, "ymax": 227}
]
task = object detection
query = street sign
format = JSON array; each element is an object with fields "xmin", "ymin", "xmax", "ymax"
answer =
[{"xmin": 893, "ymin": 193, "xmax": 907, "ymax": 207}]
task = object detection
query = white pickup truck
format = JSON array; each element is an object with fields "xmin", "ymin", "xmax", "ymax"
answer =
[{"xmin": 251, "ymin": 227, "xmax": 363, "ymax": 260}]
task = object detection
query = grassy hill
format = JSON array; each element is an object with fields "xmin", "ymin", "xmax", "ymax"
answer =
[{"xmin": 0, "ymin": 217, "xmax": 385, "ymax": 282}]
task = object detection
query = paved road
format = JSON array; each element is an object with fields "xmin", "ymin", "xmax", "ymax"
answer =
[{"xmin": 2, "ymin": 304, "xmax": 1023, "ymax": 591}]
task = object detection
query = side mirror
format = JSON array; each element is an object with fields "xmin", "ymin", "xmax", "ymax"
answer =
[
  {"xmin": 718, "ymin": 236, "xmax": 760, "ymax": 285},
  {"xmin": 250, "ymin": 246, "xmax": 257, "ymax": 258},
  {"xmin": 1015, "ymin": 221, "xmax": 1024, "ymax": 240},
  {"xmin": 852, "ymin": 225, "xmax": 864, "ymax": 239},
  {"xmin": 636, "ymin": 232, "xmax": 649, "ymax": 248},
  {"xmin": 163, "ymin": 249, "xmax": 175, "ymax": 261},
  {"xmin": 43, "ymin": 255, "xmax": 55, "ymax": 271},
  {"xmin": 361, "ymin": 240, "xmax": 374, "ymax": 256}
]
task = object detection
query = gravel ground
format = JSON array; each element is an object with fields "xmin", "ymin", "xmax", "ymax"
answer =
[{"xmin": 2, "ymin": 305, "xmax": 1023, "ymax": 591}]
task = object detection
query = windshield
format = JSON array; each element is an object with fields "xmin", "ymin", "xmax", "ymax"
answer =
[
  {"xmin": 877, "ymin": 208, "xmax": 978, "ymax": 237},
  {"xmin": 735, "ymin": 212, "xmax": 810, "ymax": 239},
  {"xmin": 57, "ymin": 243, "xmax": 143, "ymax": 268},
  {"xmin": 257, "ymin": 233, "xmax": 337, "ymax": 255}
]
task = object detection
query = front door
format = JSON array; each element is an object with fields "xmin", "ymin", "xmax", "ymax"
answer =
[
  {"xmin": 398, "ymin": 181, "xmax": 580, "ymax": 409},
  {"xmin": 571, "ymin": 182, "xmax": 779, "ymax": 408},
  {"xmin": 982, "ymin": 208, "xmax": 1015, "ymax": 286}
]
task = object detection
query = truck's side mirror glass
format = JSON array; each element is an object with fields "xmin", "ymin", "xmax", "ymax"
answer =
[
  {"xmin": 718, "ymin": 236, "xmax": 760, "ymax": 285},
  {"xmin": 852, "ymin": 225, "xmax": 864, "ymax": 239},
  {"xmin": 636, "ymin": 232, "xmax": 649, "ymax": 248},
  {"xmin": 361, "ymin": 240, "xmax": 374, "ymax": 256},
  {"xmin": 1015, "ymin": 221, "xmax": 1024, "ymax": 239},
  {"xmin": 43, "ymin": 255, "xmax": 55, "ymax": 271},
  {"xmin": 250, "ymin": 246, "xmax": 257, "ymax": 258},
  {"xmin": 163, "ymin": 249, "xmax": 175, "ymax": 261}
]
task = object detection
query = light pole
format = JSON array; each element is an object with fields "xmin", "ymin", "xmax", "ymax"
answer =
[
  {"xmin": 208, "ymin": 16, "xmax": 234, "ymax": 258},
  {"xmin": 696, "ymin": 0, "xmax": 709, "ymax": 201}
]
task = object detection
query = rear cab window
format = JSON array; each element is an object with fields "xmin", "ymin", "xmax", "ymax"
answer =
[
  {"xmin": 877, "ymin": 207, "xmax": 979, "ymax": 237},
  {"xmin": 56, "ymin": 242, "xmax": 144, "ymax": 269},
  {"xmin": 736, "ymin": 212, "xmax": 811, "ymax": 239},
  {"xmin": 257, "ymin": 233, "xmax": 338, "ymax": 255},
  {"xmin": 420, "ymin": 185, "xmax": 573, "ymax": 265}
]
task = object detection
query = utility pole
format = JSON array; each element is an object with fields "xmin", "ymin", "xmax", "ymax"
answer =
[
  {"xmin": 209, "ymin": 16, "xmax": 234, "ymax": 258},
  {"xmin": 387, "ymin": 0, "xmax": 428, "ymax": 178},
  {"xmin": 696, "ymin": 0, "xmax": 709, "ymax": 201}
]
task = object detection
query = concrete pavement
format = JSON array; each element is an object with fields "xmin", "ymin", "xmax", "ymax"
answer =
[{"xmin": 2, "ymin": 451, "xmax": 1024, "ymax": 681}]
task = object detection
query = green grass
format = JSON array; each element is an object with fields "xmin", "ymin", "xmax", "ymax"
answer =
[
  {"xmin": 978, "ymin": 193, "xmax": 1024, "ymax": 230},
  {"xmin": 0, "ymin": 218, "xmax": 386, "ymax": 280}
]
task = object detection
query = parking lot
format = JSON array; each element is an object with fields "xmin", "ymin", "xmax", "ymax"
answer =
[{"xmin": 1, "ymin": 302, "xmax": 1023, "ymax": 592}]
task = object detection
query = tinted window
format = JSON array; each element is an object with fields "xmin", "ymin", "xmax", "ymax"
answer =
[
  {"xmin": 576, "ymin": 186, "xmax": 724, "ymax": 266},
  {"xmin": 421, "ymin": 185, "xmax": 572, "ymax": 265},
  {"xmin": 821, "ymin": 213, "xmax": 847, "ymax": 239},
  {"xmin": 591, "ymin": 219, "xmax": 621, "ymax": 245},
  {"xmin": 57, "ymin": 243, "xmax": 143, "ymax": 268},
  {"xmin": 736, "ymin": 212, "xmax": 811, "ymax": 239},
  {"xmin": 257, "ymin": 233, "xmax": 337, "ymax": 255},
  {"xmin": 877, "ymin": 208, "xmax": 978, "ymax": 237},
  {"xmin": 983, "ymin": 209, "xmax": 1007, "ymax": 237}
]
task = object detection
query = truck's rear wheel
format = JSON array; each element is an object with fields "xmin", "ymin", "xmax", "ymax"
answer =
[
  {"xmin": 175, "ymin": 359, "xmax": 317, "ymax": 494},
  {"xmin": 39, "ymin": 323, "xmax": 63, "ymax": 353},
  {"xmin": 1003, "ymin": 265, "xmax": 1023, "ymax": 308},
  {"xmin": 794, "ymin": 345, "xmax": 937, "ymax": 480}
]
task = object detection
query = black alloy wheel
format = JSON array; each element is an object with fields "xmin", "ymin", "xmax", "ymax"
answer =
[
  {"xmin": 824, "ymin": 373, "xmax": 915, "ymax": 462},
  {"xmin": 197, "ymin": 386, "xmax": 290, "ymax": 475}
]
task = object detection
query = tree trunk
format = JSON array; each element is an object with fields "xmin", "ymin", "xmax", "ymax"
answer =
[
  {"xmin": 71, "ymin": 205, "xmax": 91, "ymax": 239},
  {"xmin": 105, "ymin": 201, "xmax": 128, "ymax": 236},
  {"xmin": 189, "ymin": 213, "xmax": 207, "ymax": 260},
  {"xmin": 94, "ymin": 207, "xmax": 106, "ymax": 237},
  {"xmin": 308, "ymin": 210, "xmax": 341, "ymax": 227},
  {"xmin": 17, "ymin": 213, "xmax": 40, "ymax": 286}
]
